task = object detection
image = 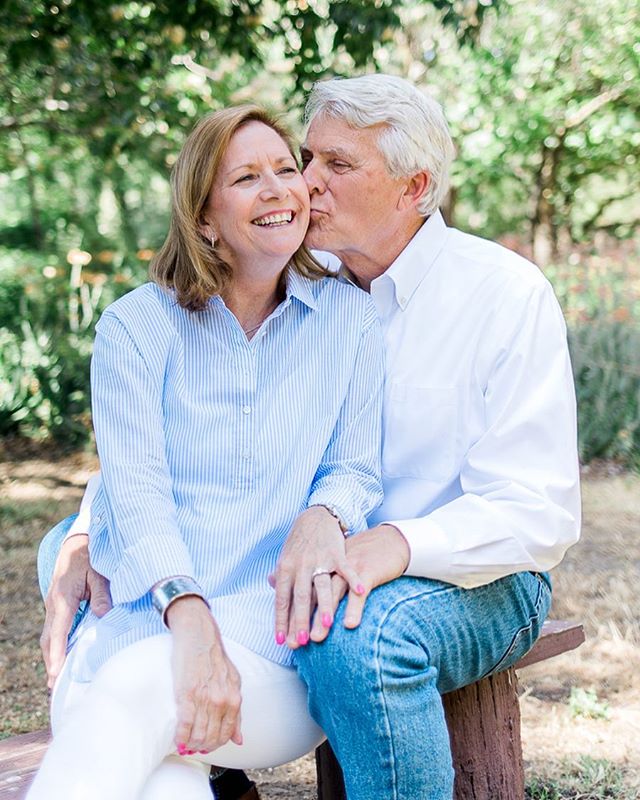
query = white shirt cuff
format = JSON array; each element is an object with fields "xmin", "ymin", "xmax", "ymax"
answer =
[{"xmin": 389, "ymin": 517, "xmax": 454, "ymax": 582}]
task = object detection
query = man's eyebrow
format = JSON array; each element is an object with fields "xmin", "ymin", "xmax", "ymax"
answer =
[{"xmin": 300, "ymin": 145, "xmax": 351, "ymax": 160}]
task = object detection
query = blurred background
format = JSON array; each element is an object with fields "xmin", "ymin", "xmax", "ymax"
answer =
[
  {"xmin": 1, "ymin": 4, "xmax": 640, "ymax": 796},
  {"xmin": 0, "ymin": 0, "xmax": 638, "ymax": 464}
]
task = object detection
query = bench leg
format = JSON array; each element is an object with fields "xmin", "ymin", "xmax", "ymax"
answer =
[
  {"xmin": 315, "ymin": 667, "xmax": 524, "ymax": 800},
  {"xmin": 443, "ymin": 666, "xmax": 524, "ymax": 800},
  {"xmin": 316, "ymin": 740, "xmax": 347, "ymax": 800}
]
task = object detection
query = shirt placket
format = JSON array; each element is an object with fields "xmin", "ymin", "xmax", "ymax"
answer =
[{"xmin": 237, "ymin": 343, "xmax": 257, "ymax": 489}]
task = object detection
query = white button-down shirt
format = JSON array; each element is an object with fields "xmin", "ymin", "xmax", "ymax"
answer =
[{"xmin": 363, "ymin": 211, "xmax": 580, "ymax": 588}]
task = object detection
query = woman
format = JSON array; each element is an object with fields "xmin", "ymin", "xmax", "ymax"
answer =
[{"xmin": 27, "ymin": 105, "xmax": 383, "ymax": 800}]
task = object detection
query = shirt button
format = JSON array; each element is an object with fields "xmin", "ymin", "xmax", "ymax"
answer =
[
  {"xmin": 242, "ymin": 450, "xmax": 252, "ymax": 460},
  {"xmin": 242, "ymin": 405, "xmax": 252, "ymax": 415},
  {"xmin": 399, "ymin": 295, "xmax": 407, "ymax": 305}
]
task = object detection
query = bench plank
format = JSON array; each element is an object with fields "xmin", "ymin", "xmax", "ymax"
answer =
[
  {"xmin": 0, "ymin": 731, "xmax": 50, "ymax": 800},
  {"xmin": 515, "ymin": 619, "xmax": 585, "ymax": 669}
]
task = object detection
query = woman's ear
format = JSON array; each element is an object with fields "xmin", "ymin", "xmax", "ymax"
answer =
[
  {"xmin": 199, "ymin": 219, "xmax": 217, "ymax": 247},
  {"xmin": 398, "ymin": 171, "xmax": 430, "ymax": 211}
]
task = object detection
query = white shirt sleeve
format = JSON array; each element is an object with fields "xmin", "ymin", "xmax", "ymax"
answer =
[
  {"xmin": 392, "ymin": 280, "xmax": 581, "ymax": 588},
  {"xmin": 64, "ymin": 472, "xmax": 102, "ymax": 540}
]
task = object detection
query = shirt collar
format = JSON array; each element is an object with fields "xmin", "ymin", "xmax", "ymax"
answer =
[
  {"xmin": 370, "ymin": 210, "xmax": 449, "ymax": 312},
  {"xmin": 284, "ymin": 266, "xmax": 319, "ymax": 311}
]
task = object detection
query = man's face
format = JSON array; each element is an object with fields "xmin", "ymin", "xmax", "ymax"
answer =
[{"xmin": 301, "ymin": 115, "xmax": 406, "ymax": 271}]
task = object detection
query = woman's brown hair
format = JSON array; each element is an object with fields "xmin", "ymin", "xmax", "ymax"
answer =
[{"xmin": 150, "ymin": 105, "xmax": 328, "ymax": 311}]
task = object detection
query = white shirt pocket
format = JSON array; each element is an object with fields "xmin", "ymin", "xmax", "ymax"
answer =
[{"xmin": 382, "ymin": 384, "xmax": 458, "ymax": 482}]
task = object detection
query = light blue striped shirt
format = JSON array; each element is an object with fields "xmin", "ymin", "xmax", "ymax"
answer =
[{"xmin": 70, "ymin": 270, "xmax": 383, "ymax": 679}]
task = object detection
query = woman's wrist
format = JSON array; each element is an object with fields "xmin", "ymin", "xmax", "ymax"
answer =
[
  {"xmin": 165, "ymin": 594, "xmax": 213, "ymax": 630},
  {"xmin": 151, "ymin": 575, "xmax": 208, "ymax": 627}
]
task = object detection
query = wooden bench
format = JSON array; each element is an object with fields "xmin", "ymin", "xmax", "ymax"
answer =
[
  {"xmin": 316, "ymin": 619, "xmax": 585, "ymax": 800},
  {"xmin": 0, "ymin": 620, "xmax": 584, "ymax": 800}
]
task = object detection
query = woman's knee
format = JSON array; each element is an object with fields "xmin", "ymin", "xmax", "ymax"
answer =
[{"xmin": 139, "ymin": 757, "xmax": 210, "ymax": 800}]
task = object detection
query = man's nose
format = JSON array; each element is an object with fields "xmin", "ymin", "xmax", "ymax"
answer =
[{"xmin": 302, "ymin": 160, "xmax": 324, "ymax": 194}]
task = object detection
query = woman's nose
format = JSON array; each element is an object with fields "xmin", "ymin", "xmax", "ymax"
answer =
[{"xmin": 261, "ymin": 172, "xmax": 288, "ymax": 198}]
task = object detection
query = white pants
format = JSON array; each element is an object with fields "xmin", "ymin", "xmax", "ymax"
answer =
[{"xmin": 27, "ymin": 634, "xmax": 324, "ymax": 800}]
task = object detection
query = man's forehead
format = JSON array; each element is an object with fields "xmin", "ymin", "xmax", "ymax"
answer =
[{"xmin": 302, "ymin": 117, "xmax": 374, "ymax": 154}]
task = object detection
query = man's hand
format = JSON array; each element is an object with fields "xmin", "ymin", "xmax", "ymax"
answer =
[
  {"xmin": 309, "ymin": 524, "xmax": 410, "ymax": 640},
  {"xmin": 40, "ymin": 533, "xmax": 112, "ymax": 689},
  {"xmin": 273, "ymin": 506, "xmax": 364, "ymax": 649}
]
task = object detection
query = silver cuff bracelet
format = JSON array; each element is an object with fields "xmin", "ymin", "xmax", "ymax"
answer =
[{"xmin": 151, "ymin": 576, "xmax": 207, "ymax": 627}]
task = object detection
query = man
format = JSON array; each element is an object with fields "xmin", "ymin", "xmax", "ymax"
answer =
[{"xmin": 38, "ymin": 74, "xmax": 580, "ymax": 799}]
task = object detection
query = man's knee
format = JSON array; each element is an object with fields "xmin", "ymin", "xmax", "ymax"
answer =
[{"xmin": 297, "ymin": 580, "xmax": 439, "ymax": 693}]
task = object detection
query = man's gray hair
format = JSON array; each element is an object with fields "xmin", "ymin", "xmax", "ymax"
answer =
[{"xmin": 305, "ymin": 74, "xmax": 455, "ymax": 217}]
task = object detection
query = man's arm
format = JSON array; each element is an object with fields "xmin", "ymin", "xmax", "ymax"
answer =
[
  {"xmin": 40, "ymin": 530, "xmax": 111, "ymax": 689},
  {"xmin": 393, "ymin": 279, "xmax": 581, "ymax": 588}
]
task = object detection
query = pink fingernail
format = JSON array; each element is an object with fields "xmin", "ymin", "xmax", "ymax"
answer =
[
  {"xmin": 322, "ymin": 612, "xmax": 333, "ymax": 628},
  {"xmin": 356, "ymin": 584, "xmax": 365, "ymax": 595},
  {"xmin": 187, "ymin": 749, "xmax": 195, "ymax": 755},
  {"xmin": 276, "ymin": 631, "xmax": 286, "ymax": 645},
  {"xmin": 198, "ymin": 750, "xmax": 208, "ymax": 754},
  {"xmin": 297, "ymin": 630, "xmax": 309, "ymax": 645},
  {"xmin": 177, "ymin": 743, "xmax": 187, "ymax": 755}
]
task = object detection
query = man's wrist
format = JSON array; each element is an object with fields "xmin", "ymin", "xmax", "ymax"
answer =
[{"xmin": 378, "ymin": 524, "xmax": 411, "ymax": 572}]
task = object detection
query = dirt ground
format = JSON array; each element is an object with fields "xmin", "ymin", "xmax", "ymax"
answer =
[{"xmin": 1, "ymin": 441, "xmax": 639, "ymax": 797}]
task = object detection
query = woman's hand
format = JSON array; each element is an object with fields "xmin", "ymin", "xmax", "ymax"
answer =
[
  {"xmin": 166, "ymin": 596, "xmax": 243, "ymax": 755},
  {"xmin": 273, "ymin": 506, "xmax": 364, "ymax": 649},
  {"xmin": 309, "ymin": 525, "xmax": 411, "ymax": 640}
]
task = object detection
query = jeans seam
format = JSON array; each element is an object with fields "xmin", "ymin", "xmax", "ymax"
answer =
[{"xmin": 481, "ymin": 574, "xmax": 549, "ymax": 678}]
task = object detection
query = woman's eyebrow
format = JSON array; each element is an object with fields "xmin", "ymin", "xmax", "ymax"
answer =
[{"xmin": 226, "ymin": 155, "xmax": 295, "ymax": 175}]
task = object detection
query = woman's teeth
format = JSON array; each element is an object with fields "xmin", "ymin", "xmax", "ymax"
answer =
[{"xmin": 253, "ymin": 212, "xmax": 293, "ymax": 226}]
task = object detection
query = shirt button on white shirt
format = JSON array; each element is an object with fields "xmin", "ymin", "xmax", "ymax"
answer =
[{"xmin": 242, "ymin": 405, "xmax": 252, "ymax": 414}]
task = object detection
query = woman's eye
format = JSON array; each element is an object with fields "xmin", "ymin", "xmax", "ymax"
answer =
[
  {"xmin": 278, "ymin": 166, "xmax": 298, "ymax": 175},
  {"xmin": 235, "ymin": 174, "xmax": 256, "ymax": 183}
]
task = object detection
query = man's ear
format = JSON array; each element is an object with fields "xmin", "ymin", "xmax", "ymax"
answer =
[{"xmin": 398, "ymin": 171, "xmax": 430, "ymax": 211}]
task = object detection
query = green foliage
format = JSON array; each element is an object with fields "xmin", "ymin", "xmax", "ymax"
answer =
[
  {"xmin": 568, "ymin": 686, "xmax": 611, "ymax": 720},
  {"xmin": 569, "ymin": 320, "xmax": 640, "ymax": 467},
  {"xmin": 0, "ymin": 247, "xmax": 136, "ymax": 443},
  {"xmin": 526, "ymin": 757, "xmax": 629, "ymax": 799},
  {"xmin": 547, "ymin": 251, "xmax": 640, "ymax": 468}
]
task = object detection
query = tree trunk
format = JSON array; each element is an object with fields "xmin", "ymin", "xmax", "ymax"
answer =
[{"xmin": 531, "ymin": 139, "xmax": 563, "ymax": 266}]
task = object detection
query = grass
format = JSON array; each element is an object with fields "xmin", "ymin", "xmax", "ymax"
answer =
[{"xmin": 1, "ymin": 441, "xmax": 639, "ymax": 797}]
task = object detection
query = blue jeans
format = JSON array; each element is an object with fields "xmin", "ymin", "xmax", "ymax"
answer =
[
  {"xmin": 295, "ymin": 570, "xmax": 551, "ymax": 800},
  {"xmin": 37, "ymin": 514, "xmax": 89, "ymax": 639}
]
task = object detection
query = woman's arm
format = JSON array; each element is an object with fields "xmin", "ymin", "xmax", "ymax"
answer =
[
  {"xmin": 273, "ymin": 306, "xmax": 385, "ymax": 648},
  {"xmin": 91, "ymin": 300, "xmax": 242, "ymax": 753}
]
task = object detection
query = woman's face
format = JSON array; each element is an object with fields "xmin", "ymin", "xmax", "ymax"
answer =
[{"xmin": 204, "ymin": 121, "xmax": 310, "ymax": 275}]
